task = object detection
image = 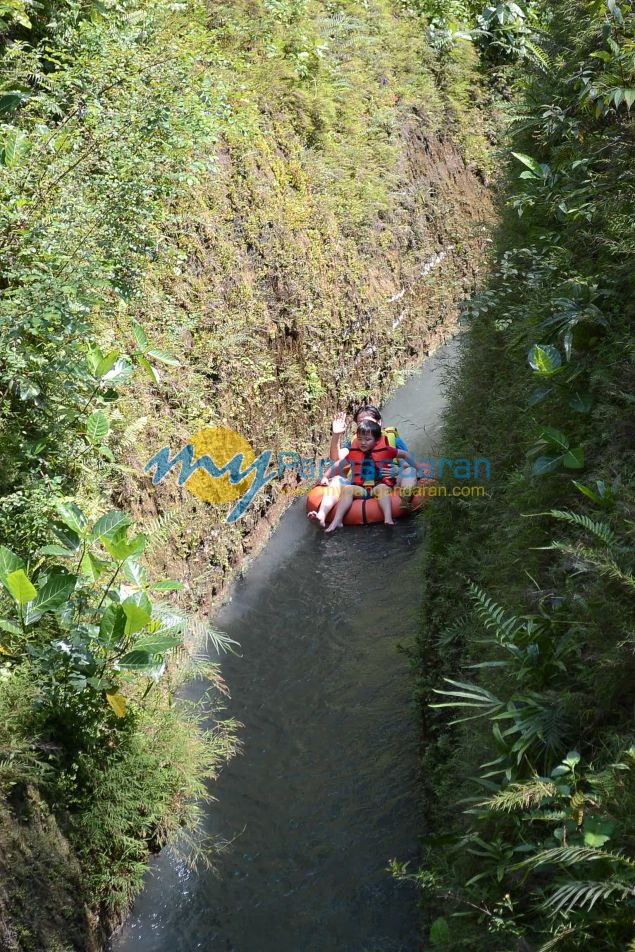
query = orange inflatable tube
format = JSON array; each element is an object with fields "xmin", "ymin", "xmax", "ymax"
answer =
[{"xmin": 306, "ymin": 478, "xmax": 435, "ymax": 526}]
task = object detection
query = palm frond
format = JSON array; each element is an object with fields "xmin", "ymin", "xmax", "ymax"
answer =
[
  {"xmin": 431, "ymin": 679, "xmax": 504, "ymax": 724},
  {"xmin": 544, "ymin": 878, "xmax": 632, "ymax": 914},
  {"xmin": 515, "ymin": 844, "xmax": 635, "ymax": 872}
]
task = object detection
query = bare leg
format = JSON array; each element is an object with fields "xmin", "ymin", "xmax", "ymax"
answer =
[
  {"xmin": 373, "ymin": 483, "xmax": 395, "ymax": 525},
  {"xmin": 397, "ymin": 460, "xmax": 416, "ymax": 510},
  {"xmin": 308, "ymin": 477, "xmax": 345, "ymax": 528},
  {"xmin": 325, "ymin": 484, "xmax": 364, "ymax": 533}
]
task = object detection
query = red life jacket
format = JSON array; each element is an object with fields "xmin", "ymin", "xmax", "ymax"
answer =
[{"xmin": 345, "ymin": 435, "xmax": 397, "ymax": 487}]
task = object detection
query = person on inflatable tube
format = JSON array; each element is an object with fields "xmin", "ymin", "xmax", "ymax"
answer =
[
  {"xmin": 308, "ymin": 420, "xmax": 412, "ymax": 532},
  {"xmin": 329, "ymin": 404, "xmax": 417, "ymax": 508}
]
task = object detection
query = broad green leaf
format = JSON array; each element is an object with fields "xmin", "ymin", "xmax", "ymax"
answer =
[
  {"xmin": 56, "ymin": 501, "xmax": 87, "ymax": 535},
  {"xmin": 86, "ymin": 342, "xmax": 103, "ymax": 373},
  {"xmin": 528, "ymin": 344, "xmax": 562, "ymax": 374},
  {"xmin": 118, "ymin": 648, "xmax": 153, "ymax": 668},
  {"xmin": 138, "ymin": 354, "xmax": 160, "ymax": 385},
  {"xmin": 103, "ymin": 532, "xmax": 147, "ymax": 562},
  {"xmin": 0, "ymin": 545, "xmax": 24, "ymax": 582},
  {"xmin": 131, "ymin": 320, "xmax": 148, "ymax": 349},
  {"xmin": 92, "ymin": 510, "xmax": 131, "ymax": 540},
  {"xmin": 80, "ymin": 551, "xmax": 111, "ymax": 581},
  {"xmin": 106, "ymin": 690, "xmax": 127, "ymax": 718},
  {"xmin": 122, "ymin": 601, "xmax": 151, "ymax": 636},
  {"xmin": 102, "ymin": 357, "xmax": 134, "ymax": 385},
  {"xmin": 123, "ymin": 590, "xmax": 152, "ymax": 614},
  {"xmin": 583, "ymin": 816, "xmax": 615, "ymax": 848},
  {"xmin": 539, "ymin": 427, "xmax": 569, "ymax": 450},
  {"xmin": 532, "ymin": 455, "xmax": 562, "ymax": 476},
  {"xmin": 563, "ymin": 446, "xmax": 585, "ymax": 469},
  {"xmin": 86, "ymin": 411, "xmax": 109, "ymax": 443},
  {"xmin": 528, "ymin": 384, "xmax": 553, "ymax": 406},
  {"xmin": 430, "ymin": 917, "xmax": 450, "ymax": 947},
  {"xmin": 38, "ymin": 544, "xmax": 77, "ymax": 557},
  {"xmin": 99, "ymin": 604, "xmax": 126, "ymax": 644},
  {"xmin": 25, "ymin": 570, "xmax": 77, "ymax": 624},
  {"xmin": 123, "ymin": 560, "xmax": 147, "ymax": 588},
  {"xmin": 5, "ymin": 569, "xmax": 37, "ymax": 605},
  {"xmin": 52, "ymin": 525, "xmax": 80, "ymax": 551},
  {"xmin": 146, "ymin": 349, "xmax": 180, "ymax": 367},
  {"xmin": 512, "ymin": 151, "xmax": 542, "ymax": 175},
  {"xmin": 0, "ymin": 619, "xmax": 20, "ymax": 635},
  {"xmin": 133, "ymin": 634, "xmax": 181, "ymax": 654},
  {"xmin": 0, "ymin": 92, "xmax": 29, "ymax": 115},
  {"xmin": 98, "ymin": 445, "xmax": 115, "ymax": 462},
  {"xmin": 3, "ymin": 129, "xmax": 28, "ymax": 168},
  {"xmin": 151, "ymin": 579, "xmax": 184, "ymax": 591},
  {"xmin": 569, "ymin": 391, "xmax": 592, "ymax": 413},
  {"xmin": 94, "ymin": 350, "xmax": 120, "ymax": 378}
]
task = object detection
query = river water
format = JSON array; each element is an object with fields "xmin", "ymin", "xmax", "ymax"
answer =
[{"xmin": 112, "ymin": 341, "xmax": 455, "ymax": 952}]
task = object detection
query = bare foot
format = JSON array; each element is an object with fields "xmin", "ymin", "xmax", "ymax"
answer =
[
  {"xmin": 384, "ymin": 518, "xmax": 395, "ymax": 526},
  {"xmin": 325, "ymin": 519, "xmax": 342, "ymax": 534},
  {"xmin": 308, "ymin": 511, "xmax": 325, "ymax": 528}
]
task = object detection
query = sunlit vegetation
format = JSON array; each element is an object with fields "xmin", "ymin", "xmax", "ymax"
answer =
[
  {"xmin": 0, "ymin": 0, "xmax": 493, "ymax": 946},
  {"xmin": 414, "ymin": 0, "xmax": 635, "ymax": 947}
]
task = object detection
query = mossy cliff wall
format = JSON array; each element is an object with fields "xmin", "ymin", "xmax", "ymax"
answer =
[{"xmin": 110, "ymin": 0, "xmax": 494, "ymax": 600}]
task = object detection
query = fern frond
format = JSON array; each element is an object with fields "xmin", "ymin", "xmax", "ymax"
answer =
[
  {"xmin": 468, "ymin": 582, "xmax": 524, "ymax": 642},
  {"xmin": 479, "ymin": 776, "xmax": 556, "ymax": 812},
  {"xmin": 141, "ymin": 512, "xmax": 177, "ymax": 549},
  {"xmin": 524, "ymin": 809, "xmax": 568, "ymax": 822},
  {"xmin": 538, "ymin": 927, "xmax": 588, "ymax": 951},
  {"xmin": 550, "ymin": 542, "xmax": 635, "ymax": 591},
  {"xmin": 120, "ymin": 415, "xmax": 149, "ymax": 449},
  {"xmin": 525, "ymin": 39, "xmax": 552, "ymax": 72},
  {"xmin": 547, "ymin": 510, "xmax": 616, "ymax": 546},
  {"xmin": 436, "ymin": 612, "xmax": 472, "ymax": 649}
]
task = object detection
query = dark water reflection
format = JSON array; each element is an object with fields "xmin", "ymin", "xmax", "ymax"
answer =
[{"xmin": 112, "ymin": 342, "xmax": 456, "ymax": 952}]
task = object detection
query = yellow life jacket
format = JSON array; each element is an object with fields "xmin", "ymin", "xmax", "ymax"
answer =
[{"xmin": 382, "ymin": 426, "xmax": 400, "ymax": 448}]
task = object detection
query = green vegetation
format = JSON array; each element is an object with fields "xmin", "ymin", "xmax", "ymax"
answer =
[
  {"xmin": 0, "ymin": 0, "xmax": 491, "ymax": 946},
  {"xmin": 412, "ymin": 0, "xmax": 635, "ymax": 947}
]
